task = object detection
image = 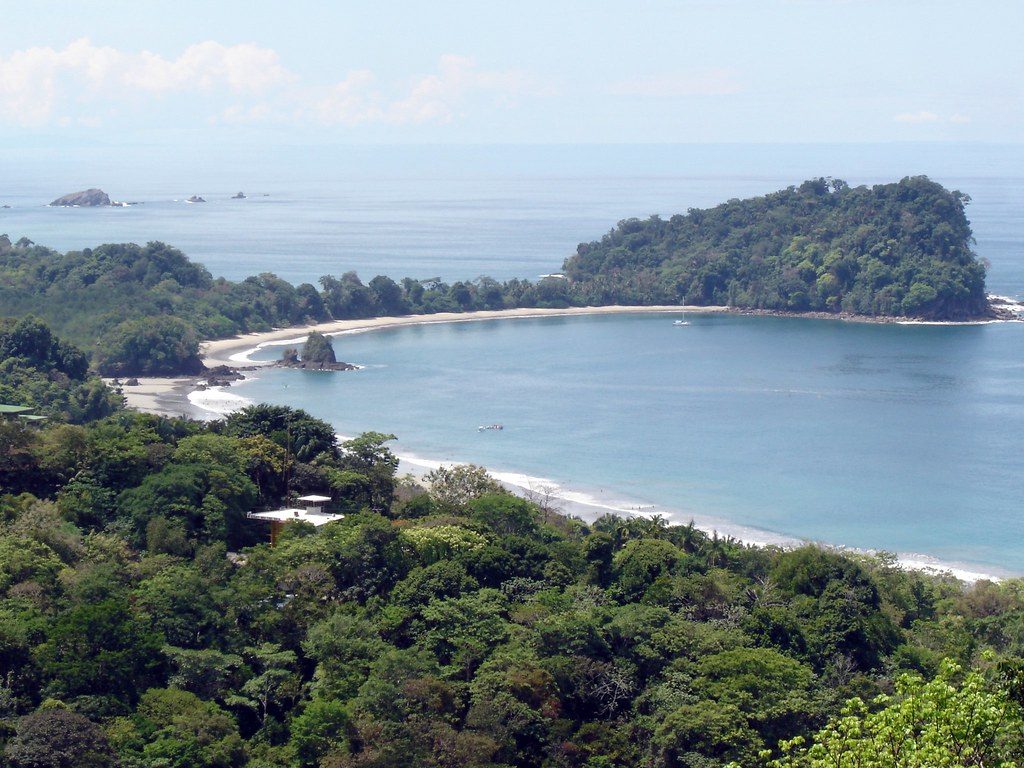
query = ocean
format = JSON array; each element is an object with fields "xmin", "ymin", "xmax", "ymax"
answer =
[{"xmin": 2, "ymin": 143, "xmax": 1022, "ymax": 576}]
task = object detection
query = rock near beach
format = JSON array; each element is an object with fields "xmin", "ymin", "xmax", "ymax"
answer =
[{"xmin": 49, "ymin": 188, "xmax": 111, "ymax": 207}]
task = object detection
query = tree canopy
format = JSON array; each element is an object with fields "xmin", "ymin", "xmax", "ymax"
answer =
[{"xmin": 564, "ymin": 176, "xmax": 989, "ymax": 320}]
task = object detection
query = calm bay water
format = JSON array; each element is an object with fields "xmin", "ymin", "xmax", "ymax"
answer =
[
  {"xmin": 2, "ymin": 143, "xmax": 1022, "ymax": 573},
  {"xmin": 233, "ymin": 313, "xmax": 1024, "ymax": 575}
]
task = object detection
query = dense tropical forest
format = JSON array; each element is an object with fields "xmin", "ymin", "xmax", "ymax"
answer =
[
  {"xmin": 2, "ymin": 320, "xmax": 1024, "ymax": 767},
  {"xmin": 0, "ymin": 176, "xmax": 993, "ymax": 375},
  {"xmin": 564, "ymin": 176, "xmax": 989, "ymax": 320}
]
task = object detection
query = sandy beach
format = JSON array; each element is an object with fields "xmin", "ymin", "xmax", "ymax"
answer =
[
  {"xmin": 200, "ymin": 305, "xmax": 729, "ymax": 367},
  {"xmin": 118, "ymin": 298, "xmax": 1023, "ymax": 417},
  {"xmin": 113, "ymin": 306, "xmax": 722, "ymax": 414}
]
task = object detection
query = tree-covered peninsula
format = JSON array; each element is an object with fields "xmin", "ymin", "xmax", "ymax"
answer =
[
  {"xmin": 564, "ymin": 176, "xmax": 989, "ymax": 320},
  {"xmin": 0, "ymin": 176, "xmax": 996, "ymax": 377}
]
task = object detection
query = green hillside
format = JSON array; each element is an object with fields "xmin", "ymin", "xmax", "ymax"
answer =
[{"xmin": 564, "ymin": 176, "xmax": 990, "ymax": 320}]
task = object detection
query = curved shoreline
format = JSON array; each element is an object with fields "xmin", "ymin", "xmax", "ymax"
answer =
[
  {"xmin": 200, "ymin": 299, "xmax": 1022, "ymax": 368},
  {"xmin": 116, "ymin": 303, "xmax": 1023, "ymax": 583},
  {"xmin": 200, "ymin": 305, "xmax": 730, "ymax": 366}
]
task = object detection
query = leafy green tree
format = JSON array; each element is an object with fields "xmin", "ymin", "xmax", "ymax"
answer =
[
  {"xmin": 368, "ymin": 275, "xmax": 408, "ymax": 315},
  {"xmin": 227, "ymin": 643, "xmax": 302, "ymax": 729},
  {"xmin": 96, "ymin": 315, "xmax": 204, "ymax": 376},
  {"xmin": 303, "ymin": 611, "xmax": 389, "ymax": 700},
  {"xmin": 163, "ymin": 646, "xmax": 243, "ymax": 701},
  {"xmin": 223, "ymin": 404, "xmax": 337, "ymax": 463},
  {"xmin": 612, "ymin": 538, "xmax": 681, "ymax": 602},
  {"xmin": 468, "ymin": 493, "xmax": 539, "ymax": 537},
  {"xmin": 131, "ymin": 687, "xmax": 246, "ymax": 768},
  {"xmin": 425, "ymin": 464, "xmax": 504, "ymax": 512},
  {"xmin": 290, "ymin": 697, "xmax": 350, "ymax": 767},
  {"xmin": 36, "ymin": 598, "xmax": 163, "ymax": 708},
  {"xmin": 421, "ymin": 589, "xmax": 510, "ymax": 675},
  {"xmin": 4, "ymin": 708, "xmax": 115, "ymax": 768},
  {"xmin": 336, "ymin": 432, "xmax": 399, "ymax": 511},
  {"xmin": 764, "ymin": 660, "xmax": 1024, "ymax": 768},
  {"xmin": 134, "ymin": 562, "xmax": 226, "ymax": 648}
]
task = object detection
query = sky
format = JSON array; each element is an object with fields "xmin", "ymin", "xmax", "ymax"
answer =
[{"xmin": 0, "ymin": 0, "xmax": 1020, "ymax": 148}]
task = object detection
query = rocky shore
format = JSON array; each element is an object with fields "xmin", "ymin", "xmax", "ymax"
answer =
[{"xmin": 275, "ymin": 359, "xmax": 358, "ymax": 372}]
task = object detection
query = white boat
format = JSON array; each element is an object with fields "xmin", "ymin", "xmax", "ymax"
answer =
[
  {"xmin": 478, "ymin": 424, "xmax": 504, "ymax": 431},
  {"xmin": 673, "ymin": 319, "xmax": 690, "ymax": 326}
]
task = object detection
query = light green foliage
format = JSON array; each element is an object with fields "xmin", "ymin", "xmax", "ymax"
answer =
[
  {"xmin": 290, "ymin": 697, "xmax": 349, "ymax": 767},
  {"xmin": 0, "ymin": 536, "xmax": 65, "ymax": 595},
  {"xmin": 402, "ymin": 524, "xmax": 488, "ymax": 564},
  {"xmin": 764, "ymin": 660, "xmax": 1024, "ymax": 768},
  {"xmin": 130, "ymin": 687, "xmax": 245, "ymax": 768},
  {"xmin": 424, "ymin": 463, "xmax": 504, "ymax": 512},
  {"xmin": 468, "ymin": 492, "xmax": 539, "ymax": 537}
]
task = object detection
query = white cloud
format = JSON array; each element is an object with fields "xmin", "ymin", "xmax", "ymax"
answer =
[
  {"xmin": 0, "ymin": 38, "xmax": 291, "ymax": 125},
  {"xmin": 308, "ymin": 55, "xmax": 544, "ymax": 126},
  {"xmin": 307, "ymin": 70, "xmax": 383, "ymax": 126},
  {"xmin": 125, "ymin": 41, "xmax": 292, "ymax": 93},
  {"xmin": 608, "ymin": 69, "xmax": 741, "ymax": 97},
  {"xmin": 389, "ymin": 54, "xmax": 539, "ymax": 123},
  {"xmin": 0, "ymin": 41, "xmax": 543, "ymax": 129},
  {"xmin": 949, "ymin": 113, "xmax": 972, "ymax": 124}
]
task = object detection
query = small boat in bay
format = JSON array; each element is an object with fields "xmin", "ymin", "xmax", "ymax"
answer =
[{"xmin": 478, "ymin": 424, "xmax": 504, "ymax": 431}]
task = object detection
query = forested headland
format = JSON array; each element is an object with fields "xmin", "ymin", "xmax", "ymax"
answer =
[
  {"xmin": 564, "ymin": 176, "xmax": 989, "ymax": 319},
  {"xmin": 0, "ymin": 176, "xmax": 996, "ymax": 376},
  {"xmin": 3, "ymin": 322, "xmax": 1024, "ymax": 766}
]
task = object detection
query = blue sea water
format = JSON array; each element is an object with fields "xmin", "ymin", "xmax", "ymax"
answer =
[
  {"xmin": 2, "ymin": 143, "xmax": 1022, "ymax": 574},
  {"xmin": 234, "ymin": 313, "xmax": 1024, "ymax": 575}
]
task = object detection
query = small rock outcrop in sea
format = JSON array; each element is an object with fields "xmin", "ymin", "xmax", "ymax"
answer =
[
  {"xmin": 49, "ymin": 188, "xmax": 111, "ymax": 207},
  {"xmin": 278, "ymin": 332, "xmax": 357, "ymax": 371},
  {"xmin": 231, "ymin": 191, "xmax": 246, "ymax": 199},
  {"xmin": 187, "ymin": 195, "xmax": 207, "ymax": 203}
]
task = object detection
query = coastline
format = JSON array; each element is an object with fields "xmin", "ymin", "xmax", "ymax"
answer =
[
  {"xmin": 200, "ymin": 305, "xmax": 731, "ymax": 366},
  {"xmin": 201, "ymin": 297, "xmax": 1024, "ymax": 367},
  {"xmin": 114, "ymin": 302, "xmax": 1023, "ymax": 583}
]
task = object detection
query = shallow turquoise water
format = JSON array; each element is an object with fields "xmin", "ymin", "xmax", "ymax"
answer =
[{"xmin": 235, "ymin": 312, "xmax": 1024, "ymax": 574}]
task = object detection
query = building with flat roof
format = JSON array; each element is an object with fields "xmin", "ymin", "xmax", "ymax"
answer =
[{"xmin": 247, "ymin": 494, "xmax": 343, "ymax": 545}]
